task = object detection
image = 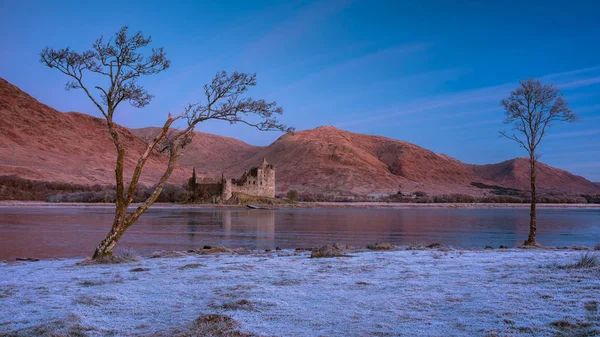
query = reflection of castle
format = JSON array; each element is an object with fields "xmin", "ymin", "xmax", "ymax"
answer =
[{"xmin": 221, "ymin": 210, "xmax": 275, "ymax": 249}]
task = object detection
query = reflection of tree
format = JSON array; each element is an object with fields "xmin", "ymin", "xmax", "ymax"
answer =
[{"xmin": 186, "ymin": 212, "xmax": 197, "ymax": 240}]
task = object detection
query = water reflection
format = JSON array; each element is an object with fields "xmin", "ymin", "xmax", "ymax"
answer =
[
  {"xmin": 187, "ymin": 212, "xmax": 197, "ymax": 239},
  {"xmin": 220, "ymin": 210, "xmax": 275, "ymax": 249},
  {"xmin": 0, "ymin": 207, "xmax": 598, "ymax": 260}
]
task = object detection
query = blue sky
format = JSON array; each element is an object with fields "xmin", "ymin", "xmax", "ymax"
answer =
[{"xmin": 1, "ymin": 0, "xmax": 599, "ymax": 181}]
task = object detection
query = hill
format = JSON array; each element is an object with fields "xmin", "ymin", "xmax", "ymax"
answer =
[
  {"xmin": 0, "ymin": 77, "xmax": 190, "ymax": 187},
  {"xmin": 194, "ymin": 126, "xmax": 600, "ymax": 196},
  {"xmin": 469, "ymin": 159, "xmax": 600, "ymax": 194},
  {"xmin": 130, "ymin": 127, "xmax": 262, "ymax": 176},
  {"xmin": 2, "ymin": 77, "xmax": 598, "ymax": 198}
]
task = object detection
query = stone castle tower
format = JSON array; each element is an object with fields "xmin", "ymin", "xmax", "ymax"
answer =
[{"xmin": 221, "ymin": 158, "xmax": 275, "ymax": 200}]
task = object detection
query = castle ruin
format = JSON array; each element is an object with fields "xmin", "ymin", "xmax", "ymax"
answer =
[
  {"xmin": 222, "ymin": 158, "xmax": 275, "ymax": 200},
  {"xmin": 192, "ymin": 158, "xmax": 275, "ymax": 201}
]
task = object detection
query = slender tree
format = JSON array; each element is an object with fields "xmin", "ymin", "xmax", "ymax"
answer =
[
  {"xmin": 189, "ymin": 167, "xmax": 198, "ymax": 192},
  {"xmin": 500, "ymin": 78, "xmax": 577, "ymax": 245},
  {"xmin": 41, "ymin": 26, "xmax": 292, "ymax": 259}
]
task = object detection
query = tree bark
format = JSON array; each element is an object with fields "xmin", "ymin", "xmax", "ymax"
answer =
[
  {"xmin": 525, "ymin": 154, "xmax": 537, "ymax": 245},
  {"xmin": 92, "ymin": 216, "xmax": 129, "ymax": 259}
]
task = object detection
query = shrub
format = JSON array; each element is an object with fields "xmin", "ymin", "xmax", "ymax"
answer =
[
  {"xmin": 286, "ymin": 189, "xmax": 298, "ymax": 203},
  {"xmin": 155, "ymin": 184, "xmax": 186, "ymax": 203},
  {"xmin": 0, "ymin": 175, "xmax": 110, "ymax": 201},
  {"xmin": 432, "ymin": 194, "xmax": 476, "ymax": 203},
  {"xmin": 366, "ymin": 242, "xmax": 394, "ymax": 250},
  {"xmin": 560, "ymin": 253, "xmax": 599, "ymax": 269},
  {"xmin": 480, "ymin": 195, "xmax": 525, "ymax": 203}
]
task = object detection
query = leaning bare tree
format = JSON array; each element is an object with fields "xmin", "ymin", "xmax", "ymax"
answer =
[
  {"xmin": 41, "ymin": 26, "xmax": 292, "ymax": 259},
  {"xmin": 500, "ymin": 78, "xmax": 577, "ymax": 245}
]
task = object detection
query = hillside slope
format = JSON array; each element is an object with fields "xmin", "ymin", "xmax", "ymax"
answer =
[
  {"xmin": 217, "ymin": 126, "xmax": 497, "ymax": 195},
  {"xmin": 2, "ymin": 77, "xmax": 598, "ymax": 197},
  {"xmin": 202, "ymin": 126, "xmax": 600, "ymax": 196},
  {"xmin": 0, "ymin": 78, "xmax": 190, "ymax": 186},
  {"xmin": 469, "ymin": 159, "xmax": 600, "ymax": 194},
  {"xmin": 130, "ymin": 127, "xmax": 262, "ymax": 176}
]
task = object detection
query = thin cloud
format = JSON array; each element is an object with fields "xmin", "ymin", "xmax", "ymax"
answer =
[
  {"xmin": 260, "ymin": 41, "xmax": 372, "ymax": 77},
  {"xmin": 338, "ymin": 83, "xmax": 512, "ymax": 127},
  {"xmin": 541, "ymin": 65, "xmax": 600, "ymax": 79},
  {"xmin": 437, "ymin": 118, "xmax": 503, "ymax": 131},
  {"xmin": 273, "ymin": 43, "xmax": 431, "ymax": 95},
  {"xmin": 559, "ymin": 162, "xmax": 600, "ymax": 169},
  {"xmin": 547, "ymin": 129, "xmax": 600, "ymax": 139},
  {"xmin": 240, "ymin": 0, "xmax": 353, "ymax": 63},
  {"xmin": 560, "ymin": 77, "xmax": 600, "ymax": 89},
  {"xmin": 296, "ymin": 66, "xmax": 466, "ymax": 113},
  {"xmin": 543, "ymin": 150, "xmax": 600, "ymax": 159},
  {"xmin": 575, "ymin": 104, "xmax": 600, "ymax": 113},
  {"xmin": 339, "ymin": 66, "xmax": 600, "ymax": 127}
]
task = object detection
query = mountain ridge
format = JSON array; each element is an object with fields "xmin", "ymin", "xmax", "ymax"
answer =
[{"xmin": 1, "ymin": 77, "xmax": 598, "ymax": 196}]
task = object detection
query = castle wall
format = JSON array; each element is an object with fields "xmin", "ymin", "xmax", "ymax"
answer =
[
  {"xmin": 222, "ymin": 180, "xmax": 233, "ymax": 201},
  {"xmin": 221, "ymin": 159, "xmax": 276, "ymax": 200}
]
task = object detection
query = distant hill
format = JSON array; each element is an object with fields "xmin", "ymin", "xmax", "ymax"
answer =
[
  {"xmin": 2, "ymin": 77, "xmax": 598, "ymax": 197},
  {"xmin": 0, "ymin": 77, "xmax": 190, "ymax": 186},
  {"xmin": 469, "ymin": 158, "xmax": 600, "ymax": 194},
  {"xmin": 211, "ymin": 126, "xmax": 600, "ymax": 196},
  {"xmin": 216, "ymin": 126, "xmax": 488, "ymax": 195},
  {"xmin": 130, "ymin": 127, "xmax": 262, "ymax": 177}
]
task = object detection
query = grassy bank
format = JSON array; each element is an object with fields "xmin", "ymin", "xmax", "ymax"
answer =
[{"xmin": 1, "ymin": 248, "xmax": 599, "ymax": 336}]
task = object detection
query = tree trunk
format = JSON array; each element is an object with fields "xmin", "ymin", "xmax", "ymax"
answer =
[
  {"xmin": 525, "ymin": 155, "xmax": 537, "ymax": 245},
  {"xmin": 92, "ymin": 211, "xmax": 129, "ymax": 259}
]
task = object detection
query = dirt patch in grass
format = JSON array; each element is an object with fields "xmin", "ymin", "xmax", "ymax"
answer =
[
  {"xmin": 77, "ymin": 255, "xmax": 140, "ymax": 265},
  {"xmin": 584, "ymin": 301, "xmax": 598, "ymax": 313},
  {"xmin": 211, "ymin": 299, "xmax": 255, "ymax": 311},
  {"xmin": 151, "ymin": 250, "xmax": 188, "ymax": 258},
  {"xmin": 151, "ymin": 314, "xmax": 257, "ymax": 337},
  {"xmin": 0, "ymin": 286, "xmax": 17, "ymax": 299},
  {"xmin": 178, "ymin": 263, "xmax": 206, "ymax": 270},
  {"xmin": 0, "ymin": 314, "xmax": 116, "ymax": 336},
  {"xmin": 187, "ymin": 246, "xmax": 232, "ymax": 255},
  {"xmin": 73, "ymin": 294, "xmax": 117, "ymax": 306},
  {"xmin": 366, "ymin": 242, "xmax": 394, "ymax": 250},
  {"xmin": 272, "ymin": 279, "xmax": 302, "ymax": 286},
  {"xmin": 78, "ymin": 274, "xmax": 124, "ymax": 287},
  {"xmin": 311, "ymin": 244, "xmax": 351, "ymax": 258},
  {"xmin": 550, "ymin": 317, "xmax": 600, "ymax": 337},
  {"xmin": 130, "ymin": 267, "xmax": 151, "ymax": 272}
]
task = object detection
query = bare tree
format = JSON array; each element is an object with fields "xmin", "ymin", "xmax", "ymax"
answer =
[
  {"xmin": 41, "ymin": 26, "xmax": 292, "ymax": 259},
  {"xmin": 500, "ymin": 78, "xmax": 577, "ymax": 245}
]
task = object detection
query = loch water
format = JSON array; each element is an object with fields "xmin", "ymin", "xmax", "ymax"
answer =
[{"xmin": 1, "ymin": 206, "xmax": 599, "ymax": 260}]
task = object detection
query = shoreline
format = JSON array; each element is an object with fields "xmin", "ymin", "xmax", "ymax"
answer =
[
  {"xmin": 2, "ymin": 200, "xmax": 600, "ymax": 209},
  {"xmin": 1, "ymin": 248, "xmax": 599, "ymax": 336},
  {"xmin": 2, "ymin": 243, "xmax": 598, "ymax": 264}
]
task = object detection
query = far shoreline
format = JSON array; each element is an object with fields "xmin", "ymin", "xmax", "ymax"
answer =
[{"xmin": 1, "ymin": 200, "xmax": 600, "ymax": 209}]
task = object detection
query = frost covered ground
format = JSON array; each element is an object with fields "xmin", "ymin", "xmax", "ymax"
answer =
[{"xmin": 1, "ymin": 248, "xmax": 599, "ymax": 336}]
